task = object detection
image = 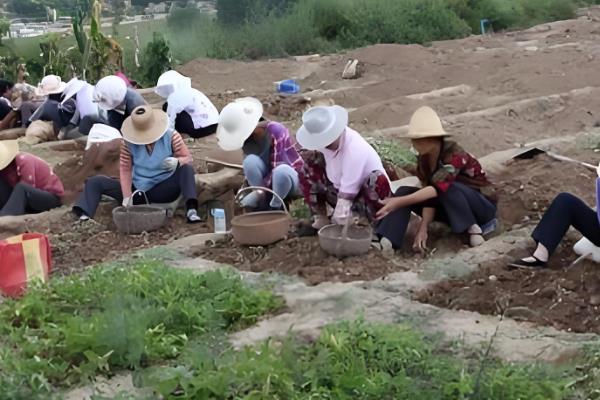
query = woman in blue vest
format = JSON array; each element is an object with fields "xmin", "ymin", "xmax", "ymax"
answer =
[{"xmin": 73, "ymin": 106, "xmax": 202, "ymax": 223}]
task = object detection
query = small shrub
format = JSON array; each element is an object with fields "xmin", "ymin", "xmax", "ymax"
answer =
[{"xmin": 141, "ymin": 32, "xmax": 172, "ymax": 86}]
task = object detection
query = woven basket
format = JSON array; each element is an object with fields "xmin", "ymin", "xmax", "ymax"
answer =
[{"xmin": 112, "ymin": 191, "xmax": 168, "ymax": 234}]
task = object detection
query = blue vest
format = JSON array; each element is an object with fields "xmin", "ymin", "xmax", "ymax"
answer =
[{"xmin": 128, "ymin": 129, "xmax": 175, "ymax": 191}]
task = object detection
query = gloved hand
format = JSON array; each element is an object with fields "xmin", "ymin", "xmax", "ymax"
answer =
[
  {"xmin": 122, "ymin": 196, "xmax": 131, "ymax": 207},
  {"xmin": 162, "ymin": 157, "xmax": 179, "ymax": 171},
  {"xmin": 332, "ymin": 199, "xmax": 353, "ymax": 225}
]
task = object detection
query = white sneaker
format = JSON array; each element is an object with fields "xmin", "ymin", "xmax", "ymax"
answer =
[
  {"xmin": 186, "ymin": 209, "xmax": 202, "ymax": 224},
  {"xmin": 79, "ymin": 214, "xmax": 90, "ymax": 221},
  {"xmin": 469, "ymin": 234, "xmax": 485, "ymax": 248}
]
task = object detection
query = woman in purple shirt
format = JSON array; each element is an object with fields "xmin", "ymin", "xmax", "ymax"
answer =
[
  {"xmin": 217, "ymin": 97, "xmax": 304, "ymax": 210},
  {"xmin": 509, "ymin": 166, "xmax": 600, "ymax": 269}
]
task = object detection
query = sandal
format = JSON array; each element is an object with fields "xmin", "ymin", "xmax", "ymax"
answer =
[{"xmin": 507, "ymin": 256, "xmax": 547, "ymax": 270}]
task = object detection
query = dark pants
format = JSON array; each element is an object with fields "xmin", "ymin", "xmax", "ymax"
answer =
[
  {"xmin": 532, "ymin": 192, "xmax": 600, "ymax": 255},
  {"xmin": 107, "ymin": 110, "xmax": 126, "ymax": 131},
  {"xmin": 175, "ymin": 113, "xmax": 217, "ymax": 139},
  {"xmin": 376, "ymin": 183, "xmax": 497, "ymax": 249},
  {"xmin": 162, "ymin": 103, "xmax": 218, "ymax": 139},
  {"xmin": 79, "ymin": 115, "xmax": 109, "ymax": 136},
  {"xmin": 0, "ymin": 180, "xmax": 61, "ymax": 217},
  {"xmin": 73, "ymin": 164, "xmax": 198, "ymax": 218}
]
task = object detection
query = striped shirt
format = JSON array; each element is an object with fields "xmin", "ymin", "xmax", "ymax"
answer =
[
  {"xmin": 119, "ymin": 131, "xmax": 192, "ymax": 197},
  {"xmin": 266, "ymin": 122, "xmax": 304, "ymax": 186}
]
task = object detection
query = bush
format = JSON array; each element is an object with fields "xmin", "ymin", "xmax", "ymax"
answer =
[{"xmin": 141, "ymin": 32, "xmax": 172, "ymax": 86}]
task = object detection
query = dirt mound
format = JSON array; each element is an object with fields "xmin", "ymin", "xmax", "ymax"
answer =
[
  {"xmin": 196, "ymin": 236, "xmax": 406, "ymax": 285},
  {"xmin": 415, "ymin": 245, "xmax": 600, "ymax": 334}
]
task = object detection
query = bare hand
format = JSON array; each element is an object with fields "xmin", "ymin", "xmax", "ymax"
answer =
[
  {"xmin": 376, "ymin": 197, "xmax": 399, "ymax": 220},
  {"xmin": 412, "ymin": 227, "xmax": 428, "ymax": 253}
]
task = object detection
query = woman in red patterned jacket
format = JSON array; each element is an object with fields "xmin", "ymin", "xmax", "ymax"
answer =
[
  {"xmin": 376, "ymin": 107, "xmax": 498, "ymax": 251},
  {"xmin": 0, "ymin": 140, "xmax": 64, "ymax": 216}
]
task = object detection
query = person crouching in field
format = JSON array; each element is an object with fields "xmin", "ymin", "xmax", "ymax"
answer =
[
  {"xmin": 93, "ymin": 75, "xmax": 147, "ymax": 131},
  {"xmin": 509, "ymin": 164, "xmax": 600, "ymax": 269},
  {"xmin": 73, "ymin": 106, "xmax": 202, "ymax": 224},
  {"xmin": 217, "ymin": 97, "xmax": 304, "ymax": 210},
  {"xmin": 155, "ymin": 70, "xmax": 220, "ymax": 139},
  {"xmin": 376, "ymin": 107, "xmax": 498, "ymax": 252},
  {"xmin": 0, "ymin": 140, "xmax": 64, "ymax": 216},
  {"xmin": 296, "ymin": 105, "xmax": 392, "ymax": 230}
]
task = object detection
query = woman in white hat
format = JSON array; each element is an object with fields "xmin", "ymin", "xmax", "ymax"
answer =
[
  {"xmin": 296, "ymin": 105, "xmax": 391, "ymax": 229},
  {"xmin": 0, "ymin": 140, "xmax": 64, "ymax": 216},
  {"xmin": 73, "ymin": 106, "xmax": 202, "ymax": 223},
  {"xmin": 155, "ymin": 70, "xmax": 219, "ymax": 138},
  {"xmin": 376, "ymin": 106, "xmax": 497, "ymax": 251},
  {"xmin": 217, "ymin": 97, "xmax": 304, "ymax": 210},
  {"xmin": 29, "ymin": 75, "xmax": 77, "ymax": 138},
  {"xmin": 93, "ymin": 75, "xmax": 146, "ymax": 130},
  {"xmin": 60, "ymin": 77, "xmax": 108, "ymax": 136}
]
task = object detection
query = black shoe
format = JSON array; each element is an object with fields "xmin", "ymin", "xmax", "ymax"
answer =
[{"xmin": 507, "ymin": 256, "xmax": 547, "ymax": 269}]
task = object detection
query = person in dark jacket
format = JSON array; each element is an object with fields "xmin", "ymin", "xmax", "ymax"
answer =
[
  {"xmin": 93, "ymin": 75, "xmax": 147, "ymax": 130},
  {"xmin": 376, "ymin": 106, "xmax": 498, "ymax": 251}
]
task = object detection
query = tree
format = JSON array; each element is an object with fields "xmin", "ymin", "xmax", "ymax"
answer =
[
  {"xmin": 112, "ymin": 0, "xmax": 127, "ymax": 36},
  {"xmin": 8, "ymin": 0, "xmax": 45, "ymax": 17},
  {"xmin": 0, "ymin": 18, "xmax": 10, "ymax": 45}
]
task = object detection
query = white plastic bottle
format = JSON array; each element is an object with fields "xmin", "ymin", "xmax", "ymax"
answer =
[{"xmin": 212, "ymin": 208, "xmax": 227, "ymax": 234}]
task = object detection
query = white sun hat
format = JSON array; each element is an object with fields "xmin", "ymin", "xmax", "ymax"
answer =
[
  {"xmin": 403, "ymin": 106, "xmax": 450, "ymax": 139},
  {"xmin": 296, "ymin": 105, "xmax": 348, "ymax": 150},
  {"xmin": 86, "ymin": 123, "xmax": 122, "ymax": 150},
  {"xmin": 93, "ymin": 75, "xmax": 128, "ymax": 111},
  {"xmin": 155, "ymin": 70, "xmax": 192, "ymax": 99},
  {"xmin": 35, "ymin": 75, "xmax": 67, "ymax": 97},
  {"xmin": 61, "ymin": 77, "xmax": 87, "ymax": 104},
  {"xmin": 216, "ymin": 97, "xmax": 263, "ymax": 151}
]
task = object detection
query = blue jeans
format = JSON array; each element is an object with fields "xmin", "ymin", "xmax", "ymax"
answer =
[{"xmin": 243, "ymin": 154, "xmax": 299, "ymax": 208}]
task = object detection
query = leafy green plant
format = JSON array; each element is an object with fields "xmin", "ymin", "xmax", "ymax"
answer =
[
  {"xmin": 367, "ymin": 137, "xmax": 417, "ymax": 168},
  {"xmin": 143, "ymin": 320, "xmax": 567, "ymax": 399},
  {"xmin": 0, "ymin": 261, "xmax": 282, "ymax": 397},
  {"xmin": 141, "ymin": 32, "xmax": 172, "ymax": 87}
]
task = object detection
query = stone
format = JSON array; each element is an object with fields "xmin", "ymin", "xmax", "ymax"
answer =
[
  {"xmin": 489, "ymin": 275, "xmax": 498, "ymax": 282},
  {"xmin": 504, "ymin": 306, "xmax": 539, "ymax": 321},
  {"xmin": 169, "ymin": 233, "xmax": 228, "ymax": 256},
  {"xmin": 589, "ymin": 295, "xmax": 600, "ymax": 306},
  {"xmin": 539, "ymin": 286, "xmax": 556, "ymax": 299},
  {"xmin": 559, "ymin": 279, "xmax": 577, "ymax": 291}
]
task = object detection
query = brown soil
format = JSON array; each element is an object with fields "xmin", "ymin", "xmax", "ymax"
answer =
[
  {"xmin": 22, "ymin": 205, "xmax": 209, "ymax": 275},
  {"xmin": 415, "ymin": 244, "xmax": 600, "ymax": 334},
  {"xmin": 195, "ymin": 236, "xmax": 407, "ymax": 286}
]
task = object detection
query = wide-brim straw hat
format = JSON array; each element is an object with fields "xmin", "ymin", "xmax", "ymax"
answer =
[
  {"xmin": 403, "ymin": 106, "xmax": 450, "ymax": 139},
  {"xmin": 0, "ymin": 139, "xmax": 19, "ymax": 170},
  {"xmin": 93, "ymin": 75, "xmax": 128, "ymax": 111},
  {"xmin": 297, "ymin": 105, "xmax": 348, "ymax": 150},
  {"xmin": 155, "ymin": 70, "xmax": 192, "ymax": 99},
  {"xmin": 61, "ymin": 77, "xmax": 87, "ymax": 104},
  {"xmin": 121, "ymin": 106, "xmax": 169, "ymax": 145},
  {"xmin": 216, "ymin": 97, "xmax": 263, "ymax": 151},
  {"xmin": 35, "ymin": 75, "xmax": 67, "ymax": 96}
]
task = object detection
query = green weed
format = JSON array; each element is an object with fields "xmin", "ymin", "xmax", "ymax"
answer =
[
  {"xmin": 143, "ymin": 320, "xmax": 567, "ymax": 399},
  {"xmin": 367, "ymin": 137, "xmax": 417, "ymax": 168},
  {"xmin": 0, "ymin": 261, "xmax": 282, "ymax": 398}
]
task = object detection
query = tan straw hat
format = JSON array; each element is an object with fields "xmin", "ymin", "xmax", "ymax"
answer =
[
  {"xmin": 0, "ymin": 140, "xmax": 19, "ymax": 170},
  {"xmin": 404, "ymin": 106, "xmax": 450, "ymax": 139},
  {"xmin": 121, "ymin": 106, "xmax": 169, "ymax": 145}
]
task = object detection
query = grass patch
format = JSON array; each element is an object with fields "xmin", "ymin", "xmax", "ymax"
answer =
[
  {"xmin": 367, "ymin": 137, "xmax": 417, "ymax": 168},
  {"xmin": 141, "ymin": 319, "xmax": 568, "ymax": 399},
  {"xmin": 0, "ymin": 260, "xmax": 282, "ymax": 398}
]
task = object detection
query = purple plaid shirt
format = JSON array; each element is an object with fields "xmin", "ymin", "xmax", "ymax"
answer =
[{"xmin": 265, "ymin": 121, "xmax": 304, "ymax": 186}]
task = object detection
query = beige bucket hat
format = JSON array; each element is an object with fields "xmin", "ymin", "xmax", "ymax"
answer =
[
  {"xmin": 35, "ymin": 75, "xmax": 67, "ymax": 96},
  {"xmin": 297, "ymin": 105, "xmax": 348, "ymax": 150},
  {"xmin": 216, "ymin": 97, "xmax": 263, "ymax": 151},
  {"xmin": 121, "ymin": 106, "xmax": 170, "ymax": 145},
  {"xmin": 404, "ymin": 106, "xmax": 450, "ymax": 139},
  {"xmin": 0, "ymin": 140, "xmax": 19, "ymax": 170}
]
